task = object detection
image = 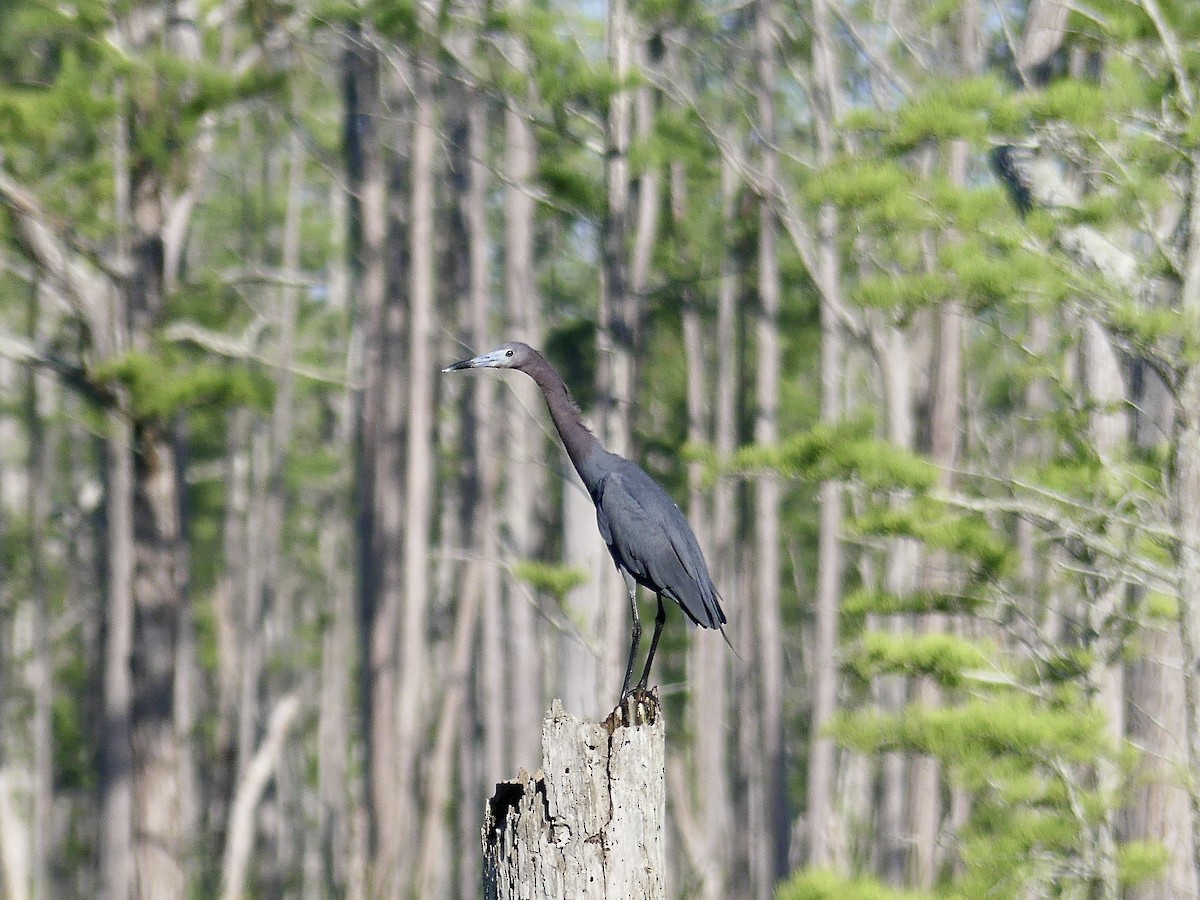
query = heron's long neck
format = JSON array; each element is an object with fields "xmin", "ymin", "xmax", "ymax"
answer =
[{"xmin": 523, "ymin": 353, "xmax": 605, "ymax": 491}]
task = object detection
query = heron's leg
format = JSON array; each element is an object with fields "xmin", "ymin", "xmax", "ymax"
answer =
[
  {"xmin": 621, "ymin": 571, "xmax": 640, "ymax": 698},
  {"xmin": 637, "ymin": 594, "xmax": 668, "ymax": 691}
]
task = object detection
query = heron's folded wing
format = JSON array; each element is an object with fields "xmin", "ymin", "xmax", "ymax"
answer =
[{"xmin": 595, "ymin": 467, "xmax": 724, "ymax": 627}]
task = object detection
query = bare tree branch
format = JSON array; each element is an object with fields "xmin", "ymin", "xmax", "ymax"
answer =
[
  {"xmin": 219, "ymin": 693, "xmax": 302, "ymax": 900},
  {"xmin": 0, "ymin": 331, "xmax": 116, "ymax": 407},
  {"xmin": 0, "ymin": 167, "xmax": 118, "ymax": 348},
  {"xmin": 162, "ymin": 321, "xmax": 356, "ymax": 387}
]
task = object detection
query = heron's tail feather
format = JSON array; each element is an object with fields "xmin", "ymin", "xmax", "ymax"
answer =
[{"xmin": 718, "ymin": 624, "xmax": 742, "ymax": 660}]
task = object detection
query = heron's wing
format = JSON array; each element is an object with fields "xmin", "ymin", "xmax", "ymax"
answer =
[{"xmin": 594, "ymin": 465, "xmax": 726, "ymax": 628}]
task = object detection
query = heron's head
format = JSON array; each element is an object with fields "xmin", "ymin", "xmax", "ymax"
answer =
[{"xmin": 442, "ymin": 341, "xmax": 536, "ymax": 373}]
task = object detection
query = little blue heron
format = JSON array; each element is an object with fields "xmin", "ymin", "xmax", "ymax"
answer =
[{"xmin": 444, "ymin": 341, "xmax": 728, "ymax": 700}]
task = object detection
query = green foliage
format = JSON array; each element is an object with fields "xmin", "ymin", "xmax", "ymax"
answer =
[
  {"xmin": 888, "ymin": 76, "xmax": 1003, "ymax": 150},
  {"xmin": 512, "ymin": 560, "xmax": 589, "ymax": 603},
  {"xmin": 1107, "ymin": 299, "xmax": 1200, "ymax": 365},
  {"xmin": 0, "ymin": 48, "xmax": 116, "ymax": 149},
  {"xmin": 829, "ymin": 679, "xmax": 1131, "ymax": 898},
  {"xmin": 938, "ymin": 239, "xmax": 1054, "ymax": 311},
  {"xmin": 367, "ymin": 0, "xmax": 419, "ymax": 41},
  {"xmin": 853, "ymin": 271, "xmax": 953, "ymax": 317},
  {"xmin": 841, "ymin": 589, "xmax": 984, "ymax": 618},
  {"xmin": 925, "ymin": 181, "xmax": 1011, "ymax": 232},
  {"xmin": 126, "ymin": 54, "xmax": 285, "ymax": 169},
  {"xmin": 845, "ymin": 633, "xmax": 994, "ymax": 689},
  {"xmin": 954, "ymin": 801, "xmax": 1089, "ymax": 896},
  {"xmin": 850, "ymin": 503, "xmax": 1013, "ymax": 581},
  {"xmin": 54, "ymin": 650, "xmax": 96, "ymax": 791},
  {"xmin": 729, "ymin": 423, "xmax": 937, "ymax": 493},
  {"xmin": 498, "ymin": 4, "xmax": 619, "ymax": 114},
  {"xmin": 1072, "ymin": 0, "xmax": 1153, "ymax": 42},
  {"xmin": 1025, "ymin": 648, "xmax": 1096, "ymax": 685},
  {"xmin": 631, "ymin": 105, "xmax": 714, "ymax": 174},
  {"xmin": 776, "ymin": 868, "xmax": 934, "ymax": 900},
  {"xmin": 94, "ymin": 351, "xmax": 274, "ymax": 422},
  {"xmin": 1142, "ymin": 591, "xmax": 1179, "ymax": 622},
  {"xmin": 804, "ymin": 159, "xmax": 905, "ymax": 214},
  {"xmin": 537, "ymin": 147, "xmax": 604, "ymax": 217},
  {"xmin": 286, "ymin": 446, "xmax": 346, "ymax": 495},
  {"xmin": 1117, "ymin": 841, "xmax": 1169, "ymax": 887},
  {"xmin": 1025, "ymin": 80, "xmax": 1114, "ymax": 129},
  {"xmin": 830, "ymin": 695, "xmax": 1108, "ymax": 766}
]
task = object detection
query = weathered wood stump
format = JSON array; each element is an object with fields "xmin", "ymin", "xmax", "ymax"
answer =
[{"xmin": 483, "ymin": 691, "xmax": 665, "ymax": 899}]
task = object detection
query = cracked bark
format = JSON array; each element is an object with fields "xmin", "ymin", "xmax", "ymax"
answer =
[{"xmin": 483, "ymin": 697, "xmax": 665, "ymax": 899}]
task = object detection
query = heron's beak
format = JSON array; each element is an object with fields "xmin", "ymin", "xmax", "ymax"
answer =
[{"xmin": 443, "ymin": 350, "xmax": 501, "ymax": 372}]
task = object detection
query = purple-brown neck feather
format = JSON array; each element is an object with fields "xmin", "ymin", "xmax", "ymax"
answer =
[{"xmin": 519, "ymin": 350, "xmax": 607, "ymax": 492}]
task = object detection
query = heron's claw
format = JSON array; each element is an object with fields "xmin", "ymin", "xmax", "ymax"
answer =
[{"xmin": 606, "ymin": 685, "xmax": 660, "ymax": 731}]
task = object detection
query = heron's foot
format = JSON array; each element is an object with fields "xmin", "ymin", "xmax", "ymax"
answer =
[{"xmin": 605, "ymin": 685, "xmax": 660, "ymax": 732}]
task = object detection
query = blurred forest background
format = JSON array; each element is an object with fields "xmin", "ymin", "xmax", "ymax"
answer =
[{"xmin": 2, "ymin": 0, "xmax": 1200, "ymax": 897}]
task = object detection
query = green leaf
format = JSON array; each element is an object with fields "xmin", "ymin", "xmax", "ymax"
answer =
[
  {"xmin": 93, "ymin": 351, "xmax": 274, "ymax": 421},
  {"xmin": 845, "ymin": 632, "xmax": 995, "ymax": 688},
  {"xmin": 829, "ymin": 696, "xmax": 1109, "ymax": 764},
  {"xmin": 512, "ymin": 559, "xmax": 589, "ymax": 603},
  {"xmin": 842, "ymin": 589, "xmax": 984, "ymax": 617},
  {"xmin": 776, "ymin": 869, "xmax": 934, "ymax": 900}
]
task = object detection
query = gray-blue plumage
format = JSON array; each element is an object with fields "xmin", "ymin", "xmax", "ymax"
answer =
[
  {"xmin": 594, "ymin": 459, "xmax": 725, "ymax": 629},
  {"xmin": 444, "ymin": 340, "xmax": 728, "ymax": 699}
]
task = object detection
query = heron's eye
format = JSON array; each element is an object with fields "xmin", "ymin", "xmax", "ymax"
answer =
[{"xmin": 506, "ymin": 349, "xmax": 514, "ymax": 358}]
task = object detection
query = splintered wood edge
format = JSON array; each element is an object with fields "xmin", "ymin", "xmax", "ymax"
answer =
[
  {"xmin": 484, "ymin": 693, "xmax": 663, "ymax": 847},
  {"xmin": 602, "ymin": 686, "xmax": 661, "ymax": 733},
  {"xmin": 483, "ymin": 768, "xmax": 546, "ymax": 848}
]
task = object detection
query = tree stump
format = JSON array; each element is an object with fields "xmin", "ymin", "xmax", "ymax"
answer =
[{"xmin": 483, "ymin": 691, "xmax": 665, "ymax": 899}]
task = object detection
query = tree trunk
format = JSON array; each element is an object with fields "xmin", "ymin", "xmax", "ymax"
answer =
[
  {"xmin": 711, "ymin": 152, "xmax": 741, "ymax": 893},
  {"xmin": 1079, "ymin": 317, "xmax": 1127, "ymax": 896},
  {"xmin": 1124, "ymin": 356, "xmax": 1194, "ymax": 897},
  {"xmin": 214, "ymin": 408, "xmax": 250, "ymax": 833},
  {"xmin": 1176, "ymin": 383, "xmax": 1200, "ymax": 898},
  {"xmin": 344, "ymin": 28, "xmax": 404, "ymax": 895},
  {"xmin": 600, "ymin": 0, "xmax": 635, "ymax": 460},
  {"xmin": 1125, "ymin": 620, "xmax": 1196, "ymax": 899},
  {"xmin": 0, "ymin": 771, "xmax": 30, "ymax": 900},
  {"xmin": 129, "ymin": 430, "xmax": 186, "ymax": 900},
  {"xmin": 128, "ymin": 151, "xmax": 186, "ymax": 900},
  {"xmin": 678, "ymin": 143, "xmax": 730, "ymax": 899},
  {"xmin": 907, "ymin": 6, "xmax": 979, "ymax": 886},
  {"xmin": 415, "ymin": 565, "xmax": 482, "ymax": 897},
  {"xmin": 308, "ymin": 180, "xmax": 361, "ymax": 896},
  {"xmin": 629, "ymin": 36, "xmax": 659, "ymax": 395},
  {"xmin": 173, "ymin": 428, "xmax": 200, "ymax": 890},
  {"xmin": 907, "ymin": 291, "xmax": 964, "ymax": 888},
  {"xmin": 807, "ymin": 0, "xmax": 845, "ymax": 871},
  {"xmin": 24, "ymin": 293, "xmax": 53, "ymax": 900},
  {"xmin": 262, "ymin": 111, "xmax": 306, "ymax": 893},
  {"xmin": 316, "ymin": 507, "xmax": 357, "ymax": 898},
  {"xmin": 101, "ymin": 416, "xmax": 136, "ymax": 900},
  {"xmin": 906, "ymin": 311, "xmax": 957, "ymax": 887},
  {"xmin": 876, "ymin": 325, "xmax": 916, "ymax": 885},
  {"xmin": 102, "ymin": 63, "xmax": 137, "ymax": 900},
  {"xmin": 503, "ymin": 0, "xmax": 546, "ymax": 770},
  {"xmin": 392, "ymin": 17, "xmax": 440, "ymax": 888},
  {"xmin": 1172, "ymin": 151, "xmax": 1200, "ymax": 897},
  {"xmin": 483, "ymin": 699, "xmax": 665, "ymax": 899},
  {"xmin": 454, "ymin": 70, "xmax": 499, "ymax": 896},
  {"xmin": 753, "ymin": 0, "xmax": 787, "ymax": 888}
]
